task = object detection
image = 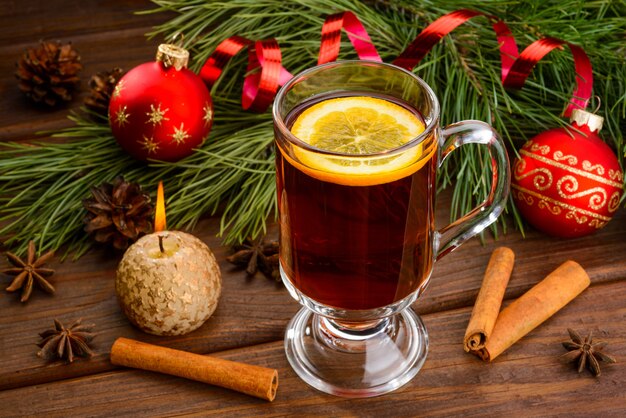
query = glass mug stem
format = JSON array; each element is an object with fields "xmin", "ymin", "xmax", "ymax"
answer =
[{"xmin": 435, "ymin": 121, "xmax": 511, "ymax": 260}]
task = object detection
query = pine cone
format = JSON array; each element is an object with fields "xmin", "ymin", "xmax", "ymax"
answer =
[
  {"xmin": 84, "ymin": 68, "xmax": 125, "ymax": 116},
  {"xmin": 83, "ymin": 177, "xmax": 154, "ymax": 250},
  {"xmin": 15, "ymin": 40, "xmax": 82, "ymax": 106}
]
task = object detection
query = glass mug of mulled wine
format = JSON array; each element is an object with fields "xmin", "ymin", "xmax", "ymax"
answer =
[{"xmin": 273, "ymin": 60, "xmax": 510, "ymax": 397}]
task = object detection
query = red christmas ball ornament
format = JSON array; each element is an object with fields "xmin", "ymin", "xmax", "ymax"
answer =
[
  {"xmin": 512, "ymin": 109, "xmax": 624, "ymax": 238},
  {"xmin": 109, "ymin": 44, "xmax": 213, "ymax": 161}
]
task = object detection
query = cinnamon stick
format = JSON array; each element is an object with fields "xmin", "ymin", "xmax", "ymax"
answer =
[
  {"xmin": 464, "ymin": 247, "xmax": 514, "ymax": 352},
  {"xmin": 110, "ymin": 337, "xmax": 278, "ymax": 401},
  {"xmin": 476, "ymin": 260, "xmax": 590, "ymax": 362}
]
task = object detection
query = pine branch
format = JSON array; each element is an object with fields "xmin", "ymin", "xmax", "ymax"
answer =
[{"xmin": 1, "ymin": 0, "xmax": 625, "ymax": 257}]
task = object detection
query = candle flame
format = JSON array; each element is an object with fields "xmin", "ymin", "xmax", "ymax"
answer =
[{"xmin": 154, "ymin": 181, "xmax": 167, "ymax": 232}]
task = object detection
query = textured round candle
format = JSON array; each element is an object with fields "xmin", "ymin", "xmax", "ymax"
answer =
[{"xmin": 116, "ymin": 231, "xmax": 221, "ymax": 336}]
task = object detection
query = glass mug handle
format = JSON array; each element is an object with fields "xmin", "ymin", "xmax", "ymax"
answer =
[{"xmin": 435, "ymin": 120, "xmax": 511, "ymax": 260}]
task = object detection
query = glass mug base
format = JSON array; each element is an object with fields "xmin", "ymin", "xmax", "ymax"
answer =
[
  {"xmin": 284, "ymin": 306, "xmax": 429, "ymax": 398},
  {"xmin": 282, "ymin": 259, "xmax": 430, "ymax": 398}
]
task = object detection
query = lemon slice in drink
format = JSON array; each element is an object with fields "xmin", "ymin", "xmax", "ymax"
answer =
[{"xmin": 288, "ymin": 96, "xmax": 434, "ymax": 186}]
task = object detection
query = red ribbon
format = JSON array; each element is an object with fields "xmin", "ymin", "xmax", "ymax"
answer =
[
  {"xmin": 392, "ymin": 9, "xmax": 592, "ymax": 116},
  {"xmin": 199, "ymin": 9, "xmax": 593, "ymax": 116},
  {"xmin": 318, "ymin": 11, "xmax": 382, "ymax": 65},
  {"xmin": 393, "ymin": 9, "xmax": 518, "ymax": 83},
  {"xmin": 503, "ymin": 38, "xmax": 592, "ymax": 115},
  {"xmin": 199, "ymin": 36, "xmax": 292, "ymax": 112}
]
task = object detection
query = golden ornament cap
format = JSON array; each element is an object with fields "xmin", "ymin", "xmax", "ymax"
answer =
[
  {"xmin": 570, "ymin": 108, "xmax": 603, "ymax": 133},
  {"xmin": 156, "ymin": 43, "xmax": 189, "ymax": 71}
]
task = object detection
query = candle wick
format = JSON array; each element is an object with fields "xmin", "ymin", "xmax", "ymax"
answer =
[{"xmin": 158, "ymin": 235, "xmax": 165, "ymax": 253}]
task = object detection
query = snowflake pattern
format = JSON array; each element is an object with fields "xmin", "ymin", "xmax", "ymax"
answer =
[
  {"xmin": 170, "ymin": 123, "xmax": 191, "ymax": 145},
  {"xmin": 141, "ymin": 135, "xmax": 159, "ymax": 154},
  {"xmin": 146, "ymin": 103, "xmax": 170, "ymax": 126},
  {"xmin": 115, "ymin": 106, "xmax": 130, "ymax": 127},
  {"xmin": 203, "ymin": 103, "xmax": 213, "ymax": 126}
]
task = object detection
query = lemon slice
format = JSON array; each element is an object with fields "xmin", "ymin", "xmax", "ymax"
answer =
[{"xmin": 287, "ymin": 96, "xmax": 434, "ymax": 186}]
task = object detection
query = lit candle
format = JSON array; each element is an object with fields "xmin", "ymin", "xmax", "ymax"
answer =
[{"xmin": 115, "ymin": 182, "xmax": 222, "ymax": 336}]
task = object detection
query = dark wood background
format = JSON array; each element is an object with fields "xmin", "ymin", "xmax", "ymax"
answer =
[{"xmin": 1, "ymin": 1, "xmax": 625, "ymax": 416}]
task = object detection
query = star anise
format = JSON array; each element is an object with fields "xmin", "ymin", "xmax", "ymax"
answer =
[
  {"xmin": 37, "ymin": 318, "xmax": 96, "ymax": 363},
  {"xmin": 2, "ymin": 240, "xmax": 55, "ymax": 302},
  {"xmin": 561, "ymin": 328, "xmax": 616, "ymax": 377},
  {"xmin": 227, "ymin": 236, "xmax": 280, "ymax": 281}
]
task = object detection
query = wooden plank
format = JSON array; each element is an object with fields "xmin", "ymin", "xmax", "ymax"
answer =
[
  {"xmin": 1, "ymin": 281, "xmax": 623, "ymax": 416},
  {"xmin": 1, "ymin": 197, "xmax": 625, "ymax": 390},
  {"xmin": 0, "ymin": 0, "xmax": 167, "ymax": 44}
]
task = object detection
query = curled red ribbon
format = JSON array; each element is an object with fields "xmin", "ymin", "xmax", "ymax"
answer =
[
  {"xmin": 199, "ymin": 9, "xmax": 593, "ymax": 116},
  {"xmin": 503, "ymin": 38, "xmax": 592, "ymax": 115},
  {"xmin": 392, "ymin": 9, "xmax": 592, "ymax": 116},
  {"xmin": 318, "ymin": 11, "xmax": 382, "ymax": 65},
  {"xmin": 393, "ymin": 9, "xmax": 518, "ymax": 82},
  {"xmin": 199, "ymin": 11, "xmax": 381, "ymax": 112},
  {"xmin": 199, "ymin": 36, "xmax": 292, "ymax": 112}
]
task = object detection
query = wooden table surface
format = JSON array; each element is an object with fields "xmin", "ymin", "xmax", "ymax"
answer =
[{"xmin": 1, "ymin": 2, "xmax": 625, "ymax": 416}]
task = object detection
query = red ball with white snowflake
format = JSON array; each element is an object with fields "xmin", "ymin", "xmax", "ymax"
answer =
[
  {"xmin": 109, "ymin": 44, "xmax": 213, "ymax": 161},
  {"xmin": 511, "ymin": 109, "xmax": 624, "ymax": 238}
]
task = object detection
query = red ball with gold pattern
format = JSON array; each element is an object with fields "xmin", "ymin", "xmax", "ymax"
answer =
[
  {"xmin": 511, "ymin": 109, "xmax": 624, "ymax": 238},
  {"xmin": 108, "ymin": 44, "xmax": 213, "ymax": 162}
]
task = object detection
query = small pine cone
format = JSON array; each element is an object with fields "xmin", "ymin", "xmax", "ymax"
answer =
[
  {"xmin": 84, "ymin": 68, "xmax": 125, "ymax": 116},
  {"xmin": 15, "ymin": 40, "xmax": 82, "ymax": 107},
  {"xmin": 83, "ymin": 176, "xmax": 154, "ymax": 250}
]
